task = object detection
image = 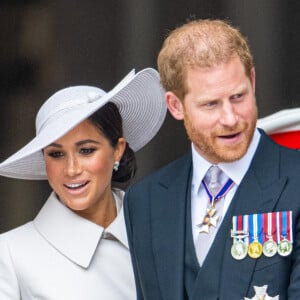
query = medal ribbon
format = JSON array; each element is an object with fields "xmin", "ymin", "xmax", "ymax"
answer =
[
  {"xmin": 289, "ymin": 211, "xmax": 293, "ymax": 243},
  {"xmin": 276, "ymin": 211, "xmax": 293, "ymax": 242},
  {"xmin": 199, "ymin": 176, "xmax": 234, "ymax": 232},
  {"xmin": 263, "ymin": 212, "xmax": 277, "ymax": 243},
  {"xmin": 232, "ymin": 214, "xmax": 249, "ymax": 245},
  {"xmin": 232, "ymin": 210, "xmax": 293, "ymax": 259},
  {"xmin": 202, "ymin": 177, "xmax": 234, "ymax": 203},
  {"xmin": 249, "ymin": 213, "xmax": 263, "ymax": 244}
]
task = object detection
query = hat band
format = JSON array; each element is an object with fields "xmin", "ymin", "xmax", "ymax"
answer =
[{"xmin": 36, "ymin": 92, "xmax": 104, "ymax": 135}]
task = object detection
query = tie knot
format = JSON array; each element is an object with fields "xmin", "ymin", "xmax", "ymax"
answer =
[{"xmin": 206, "ymin": 165, "xmax": 222, "ymax": 196}]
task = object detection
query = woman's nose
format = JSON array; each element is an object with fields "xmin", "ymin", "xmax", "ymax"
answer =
[{"xmin": 64, "ymin": 155, "xmax": 82, "ymax": 177}]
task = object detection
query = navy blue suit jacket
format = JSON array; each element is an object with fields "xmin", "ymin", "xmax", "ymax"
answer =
[{"xmin": 124, "ymin": 132, "xmax": 300, "ymax": 299}]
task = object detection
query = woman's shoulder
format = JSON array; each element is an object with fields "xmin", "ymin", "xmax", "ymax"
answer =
[
  {"xmin": 0, "ymin": 221, "xmax": 47, "ymax": 271},
  {"xmin": 0, "ymin": 221, "xmax": 36, "ymax": 247}
]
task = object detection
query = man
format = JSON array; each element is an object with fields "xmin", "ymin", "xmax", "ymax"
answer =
[{"xmin": 124, "ymin": 19, "xmax": 300, "ymax": 299}]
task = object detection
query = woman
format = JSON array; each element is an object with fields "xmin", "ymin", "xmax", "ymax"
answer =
[{"xmin": 0, "ymin": 68, "xmax": 166, "ymax": 299}]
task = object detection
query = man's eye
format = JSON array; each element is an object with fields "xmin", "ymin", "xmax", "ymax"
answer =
[
  {"xmin": 80, "ymin": 148, "xmax": 96, "ymax": 155},
  {"xmin": 204, "ymin": 101, "xmax": 218, "ymax": 108},
  {"xmin": 232, "ymin": 93, "xmax": 243, "ymax": 100}
]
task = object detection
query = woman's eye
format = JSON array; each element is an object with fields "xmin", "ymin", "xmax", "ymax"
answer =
[
  {"xmin": 48, "ymin": 151, "xmax": 63, "ymax": 158},
  {"xmin": 80, "ymin": 148, "xmax": 96, "ymax": 155}
]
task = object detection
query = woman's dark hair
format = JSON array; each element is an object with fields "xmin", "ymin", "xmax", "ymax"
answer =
[{"xmin": 88, "ymin": 102, "xmax": 137, "ymax": 190}]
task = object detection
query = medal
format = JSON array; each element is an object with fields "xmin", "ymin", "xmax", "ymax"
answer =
[
  {"xmin": 244, "ymin": 285, "xmax": 279, "ymax": 300},
  {"xmin": 199, "ymin": 204, "xmax": 219, "ymax": 233},
  {"xmin": 262, "ymin": 213, "xmax": 277, "ymax": 257},
  {"xmin": 200, "ymin": 177, "xmax": 234, "ymax": 234},
  {"xmin": 278, "ymin": 238, "xmax": 293, "ymax": 256},
  {"xmin": 276, "ymin": 211, "xmax": 293, "ymax": 257},
  {"xmin": 231, "ymin": 240, "xmax": 248, "ymax": 260},
  {"xmin": 248, "ymin": 214, "xmax": 263, "ymax": 259},
  {"xmin": 231, "ymin": 210, "xmax": 293, "ymax": 260},
  {"xmin": 248, "ymin": 239, "xmax": 263, "ymax": 259},
  {"xmin": 231, "ymin": 215, "xmax": 249, "ymax": 260},
  {"xmin": 263, "ymin": 237, "xmax": 277, "ymax": 257}
]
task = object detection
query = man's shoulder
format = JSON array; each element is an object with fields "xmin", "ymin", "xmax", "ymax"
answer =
[
  {"xmin": 256, "ymin": 132, "xmax": 300, "ymax": 173},
  {"xmin": 262, "ymin": 130, "xmax": 300, "ymax": 155}
]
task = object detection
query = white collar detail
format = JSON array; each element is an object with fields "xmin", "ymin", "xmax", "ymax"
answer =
[{"xmin": 33, "ymin": 190, "xmax": 128, "ymax": 268}]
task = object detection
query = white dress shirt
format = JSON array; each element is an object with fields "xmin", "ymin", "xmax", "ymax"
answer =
[
  {"xmin": 191, "ymin": 129, "xmax": 261, "ymax": 243},
  {"xmin": 0, "ymin": 190, "xmax": 136, "ymax": 300}
]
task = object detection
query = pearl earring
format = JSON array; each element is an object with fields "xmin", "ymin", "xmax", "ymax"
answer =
[{"xmin": 113, "ymin": 161, "xmax": 120, "ymax": 171}]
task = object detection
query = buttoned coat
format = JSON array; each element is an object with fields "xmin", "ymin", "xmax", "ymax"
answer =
[{"xmin": 124, "ymin": 131, "xmax": 300, "ymax": 300}]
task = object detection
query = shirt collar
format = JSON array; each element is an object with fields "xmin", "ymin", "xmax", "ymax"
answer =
[
  {"xmin": 33, "ymin": 190, "xmax": 128, "ymax": 268},
  {"xmin": 192, "ymin": 129, "xmax": 261, "ymax": 192}
]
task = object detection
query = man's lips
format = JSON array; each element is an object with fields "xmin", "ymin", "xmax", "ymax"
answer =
[
  {"xmin": 218, "ymin": 131, "xmax": 241, "ymax": 138},
  {"xmin": 217, "ymin": 132, "xmax": 243, "ymax": 145},
  {"xmin": 219, "ymin": 132, "xmax": 240, "ymax": 139}
]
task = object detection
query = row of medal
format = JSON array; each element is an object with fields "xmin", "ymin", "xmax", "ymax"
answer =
[{"xmin": 231, "ymin": 211, "xmax": 293, "ymax": 260}]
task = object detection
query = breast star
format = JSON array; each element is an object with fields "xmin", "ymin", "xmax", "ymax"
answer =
[{"xmin": 244, "ymin": 285, "xmax": 279, "ymax": 300}]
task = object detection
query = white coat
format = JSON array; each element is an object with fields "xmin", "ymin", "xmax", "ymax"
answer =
[{"xmin": 0, "ymin": 191, "xmax": 136, "ymax": 299}]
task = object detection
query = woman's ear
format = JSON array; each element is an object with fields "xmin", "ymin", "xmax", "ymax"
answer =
[
  {"xmin": 115, "ymin": 137, "xmax": 126, "ymax": 162},
  {"xmin": 165, "ymin": 91, "xmax": 184, "ymax": 120}
]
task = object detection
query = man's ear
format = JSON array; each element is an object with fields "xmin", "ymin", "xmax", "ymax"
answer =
[
  {"xmin": 250, "ymin": 67, "xmax": 256, "ymax": 93},
  {"xmin": 165, "ymin": 91, "xmax": 184, "ymax": 120}
]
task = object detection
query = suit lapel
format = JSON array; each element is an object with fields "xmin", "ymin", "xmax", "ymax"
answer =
[
  {"xmin": 219, "ymin": 133, "xmax": 288, "ymax": 298},
  {"xmin": 151, "ymin": 154, "xmax": 192, "ymax": 300}
]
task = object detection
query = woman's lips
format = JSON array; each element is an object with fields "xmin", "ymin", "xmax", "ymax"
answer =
[{"xmin": 63, "ymin": 181, "xmax": 90, "ymax": 194}]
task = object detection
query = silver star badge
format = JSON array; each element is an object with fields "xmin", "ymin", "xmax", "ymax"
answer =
[
  {"xmin": 199, "ymin": 223, "xmax": 209, "ymax": 233},
  {"xmin": 199, "ymin": 215, "xmax": 219, "ymax": 233},
  {"xmin": 244, "ymin": 285, "xmax": 279, "ymax": 300}
]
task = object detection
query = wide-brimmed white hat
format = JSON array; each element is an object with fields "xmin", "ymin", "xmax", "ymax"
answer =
[
  {"xmin": 257, "ymin": 107, "xmax": 300, "ymax": 149},
  {"xmin": 0, "ymin": 68, "xmax": 167, "ymax": 180}
]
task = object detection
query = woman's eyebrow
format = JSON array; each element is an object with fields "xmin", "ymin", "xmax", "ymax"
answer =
[
  {"xmin": 45, "ymin": 142, "xmax": 62, "ymax": 148},
  {"xmin": 45, "ymin": 139, "xmax": 101, "ymax": 149},
  {"xmin": 75, "ymin": 139, "xmax": 101, "ymax": 146}
]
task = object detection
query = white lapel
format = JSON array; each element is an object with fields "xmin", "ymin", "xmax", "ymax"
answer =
[{"xmin": 33, "ymin": 192, "xmax": 103, "ymax": 268}]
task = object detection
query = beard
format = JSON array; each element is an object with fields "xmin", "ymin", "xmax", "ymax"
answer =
[{"xmin": 183, "ymin": 112, "xmax": 257, "ymax": 164}]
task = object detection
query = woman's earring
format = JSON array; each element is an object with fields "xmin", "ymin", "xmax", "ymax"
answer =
[{"xmin": 113, "ymin": 161, "xmax": 120, "ymax": 171}]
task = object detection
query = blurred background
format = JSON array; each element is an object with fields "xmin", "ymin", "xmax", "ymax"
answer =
[{"xmin": 0, "ymin": 0, "xmax": 299, "ymax": 232}]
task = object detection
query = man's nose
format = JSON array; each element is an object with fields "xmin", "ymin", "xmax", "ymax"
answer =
[{"xmin": 219, "ymin": 102, "xmax": 239, "ymax": 127}]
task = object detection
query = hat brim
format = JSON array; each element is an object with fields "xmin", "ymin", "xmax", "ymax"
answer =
[
  {"xmin": 257, "ymin": 108, "xmax": 300, "ymax": 134},
  {"xmin": 0, "ymin": 68, "xmax": 167, "ymax": 180}
]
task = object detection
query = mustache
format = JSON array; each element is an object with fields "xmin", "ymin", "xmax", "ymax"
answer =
[{"xmin": 215, "ymin": 124, "xmax": 246, "ymax": 136}]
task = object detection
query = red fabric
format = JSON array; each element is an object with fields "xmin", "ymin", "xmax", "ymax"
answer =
[{"xmin": 269, "ymin": 130, "xmax": 300, "ymax": 149}]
